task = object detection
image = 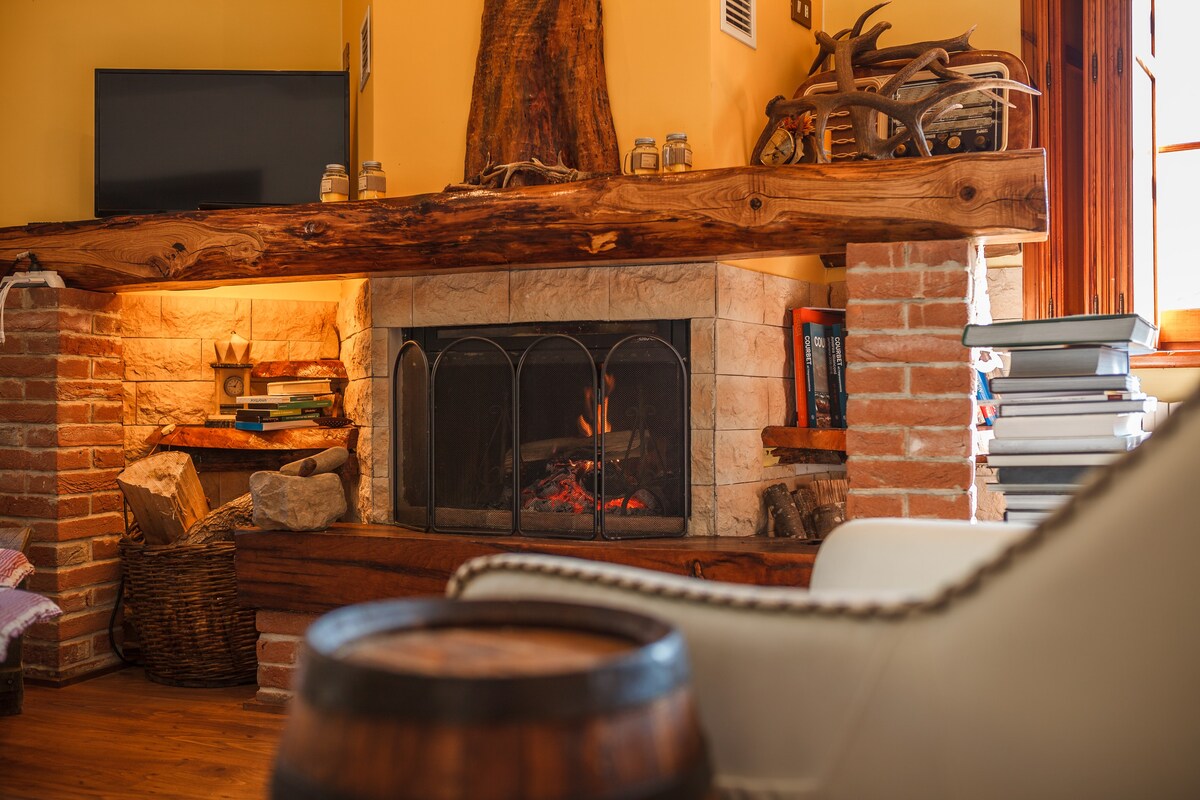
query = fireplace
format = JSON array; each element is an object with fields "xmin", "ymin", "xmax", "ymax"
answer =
[{"xmin": 393, "ymin": 320, "xmax": 689, "ymax": 539}]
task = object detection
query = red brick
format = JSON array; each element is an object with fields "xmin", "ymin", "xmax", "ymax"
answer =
[
  {"xmin": 92, "ymin": 447, "xmax": 125, "ymax": 468},
  {"xmin": 91, "ymin": 535, "xmax": 122, "ymax": 561},
  {"xmin": 92, "ymin": 315, "xmax": 122, "ymax": 336},
  {"xmin": 257, "ymin": 610, "xmax": 318, "ymax": 637},
  {"xmin": 0, "ymin": 472, "xmax": 24, "ymax": 493},
  {"xmin": 0, "ymin": 355, "xmax": 57, "ymax": 378},
  {"xmin": 846, "ymin": 493, "xmax": 906, "ymax": 519},
  {"xmin": 57, "ymin": 449, "xmax": 93, "ymax": 470},
  {"xmin": 907, "ymin": 301, "xmax": 970, "ymax": 330},
  {"xmin": 0, "ymin": 427, "xmax": 24, "ymax": 446},
  {"xmin": 849, "ymin": 458, "xmax": 975, "ymax": 491},
  {"xmin": 846, "ymin": 241, "xmax": 905, "ymax": 269},
  {"xmin": 56, "ymin": 357, "xmax": 92, "ymax": 379},
  {"xmin": 905, "ymin": 240, "xmax": 973, "ymax": 268},
  {"xmin": 257, "ymin": 637, "xmax": 300, "ymax": 665},
  {"xmin": 25, "ymin": 427, "xmax": 58, "ymax": 447},
  {"xmin": 55, "ymin": 380, "xmax": 123, "ymax": 402},
  {"xmin": 22, "ymin": 637, "xmax": 92, "ymax": 670},
  {"xmin": 57, "ymin": 288, "xmax": 118, "ymax": 313},
  {"xmin": 845, "ymin": 303, "xmax": 905, "ymax": 331},
  {"xmin": 91, "ymin": 402, "xmax": 123, "ymax": 424},
  {"xmin": 23, "ymin": 380, "xmax": 55, "ymax": 400},
  {"xmin": 53, "ymin": 513, "xmax": 125, "ymax": 541},
  {"xmin": 1, "ymin": 309, "xmax": 58, "ymax": 333},
  {"xmin": 908, "ymin": 365, "xmax": 974, "ymax": 395},
  {"xmin": 907, "ymin": 427, "xmax": 973, "ymax": 459},
  {"xmin": 908, "ymin": 492, "xmax": 974, "ymax": 519},
  {"xmin": 849, "ymin": 397, "xmax": 974, "ymax": 428},
  {"xmin": 54, "ymin": 588, "xmax": 94, "ymax": 614},
  {"xmin": 91, "ymin": 581, "xmax": 121, "ymax": 608},
  {"xmin": 845, "ymin": 365, "xmax": 906, "ymax": 395},
  {"xmin": 258, "ymin": 663, "xmax": 298, "ymax": 692},
  {"xmin": 55, "ymin": 309, "xmax": 97, "ymax": 333},
  {"xmin": 26, "ymin": 541, "xmax": 92, "ymax": 568},
  {"xmin": 846, "ymin": 428, "xmax": 906, "ymax": 457},
  {"xmin": 59, "ymin": 333, "xmax": 121, "ymax": 359},
  {"xmin": 91, "ymin": 358, "xmax": 123, "ymax": 380},
  {"xmin": 25, "ymin": 559, "xmax": 121, "ymax": 593},
  {"xmin": 0, "ymin": 379, "xmax": 24, "ymax": 399},
  {"xmin": 0, "ymin": 494, "xmax": 57, "ymax": 518},
  {"xmin": 91, "ymin": 490, "xmax": 123, "ymax": 514},
  {"xmin": 2, "ymin": 402, "xmax": 56, "ymax": 423},
  {"xmin": 847, "ymin": 333, "xmax": 966, "ymax": 365},
  {"xmin": 847, "ymin": 268, "xmax": 969, "ymax": 301},
  {"xmin": 57, "ymin": 402, "xmax": 92, "ymax": 424},
  {"xmin": 0, "ymin": 449, "xmax": 32, "ymax": 470},
  {"xmin": 57, "ymin": 469, "xmax": 120, "ymax": 495},
  {"xmin": 30, "ymin": 608, "xmax": 111, "ymax": 640},
  {"xmin": 56, "ymin": 424, "xmax": 123, "ymax": 446}
]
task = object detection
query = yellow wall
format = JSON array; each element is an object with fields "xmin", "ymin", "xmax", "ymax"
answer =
[
  {"xmin": 824, "ymin": 0, "xmax": 1021, "ymax": 60},
  {"xmin": 0, "ymin": 0, "xmax": 342, "ymax": 230}
]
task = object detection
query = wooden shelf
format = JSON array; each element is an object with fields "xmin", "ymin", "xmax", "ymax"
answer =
[
  {"xmin": 159, "ymin": 425, "xmax": 357, "ymax": 451},
  {"xmin": 762, "ymin": 426, "xmax": 847, "ymax": 452}
]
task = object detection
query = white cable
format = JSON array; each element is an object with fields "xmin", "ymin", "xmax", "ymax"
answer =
[{"xmin": 0, "ymin": 278, "xmax": 14, "ymax": 344}]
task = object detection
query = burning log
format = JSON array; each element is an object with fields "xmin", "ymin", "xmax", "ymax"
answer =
[{"xmin": 521, "ymin": 459, "xmax": 654, "ymax": 516}]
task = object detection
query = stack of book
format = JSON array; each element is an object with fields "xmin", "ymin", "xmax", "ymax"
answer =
[
  {"xmin": 234, "ymin": 378, "xmax": 334, "ymax": 432},
  {"xmin": 791, "ymin": 307, "xmax": 848, "ymax": 428},
  {"xmin": 963, "ymin": 314, "xmax": 1158, "ymax": 524}
]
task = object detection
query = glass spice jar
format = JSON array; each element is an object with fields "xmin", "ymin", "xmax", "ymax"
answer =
[
  {"xmin": 320, "ymin": 164, "xmax": 349, "ymax": 202},
  {"xmin": 358, "ymin": 161, "xmax": 387, "ymax": 199},
  {"xmin": 623, "ymin": 137, "xmax": 660, "ymax": 175},
  {"xmin": 662, "ymin": 132, "xmax": 693, "ymax": 173}
]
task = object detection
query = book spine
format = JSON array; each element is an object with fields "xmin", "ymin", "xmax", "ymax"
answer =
[
  {"xmin": 802, "ymin": 323, "xmax": 817, "ymax": 429},
  {"xmin": 828, "ymin": 323, "xmax": 846, "ymax": 428},
  {"xmin": 792, "ymin": 310, "xmax": 810, "ymax": 427}
]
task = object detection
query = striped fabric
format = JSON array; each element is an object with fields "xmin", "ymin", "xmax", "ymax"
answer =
[
  {"xmin": 0, "ymin": 549, "xmax": 33, "ymax": 589},
  {"xmin": 0, "ymin": 589, "xmax": 60, "ymax": 661}
]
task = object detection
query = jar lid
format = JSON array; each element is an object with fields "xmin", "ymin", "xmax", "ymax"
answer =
[
  {"xmin": 634, "ymin": 137, "xmax": 656, "ymax": 146},
  {"xmin": 325, "ymin": 164, "xmax": 347, "ymax": 171},
  {"xmin": 362, "ymin": 161, "xmax": 382, "ymax": 169},
  {"xmin": 666, "ymin": 132, "xmax": 688, "ymax": 141}
]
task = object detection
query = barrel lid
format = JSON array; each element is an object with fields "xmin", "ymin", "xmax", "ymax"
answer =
[{"xmin": 299, "ymin": 598, "xmax": 691, "ymax": 722}]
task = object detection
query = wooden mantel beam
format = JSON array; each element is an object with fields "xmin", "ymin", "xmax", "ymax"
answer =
[{"xmin": 0, "ymin": 150, "xmax": 1047, "ymax": 292}]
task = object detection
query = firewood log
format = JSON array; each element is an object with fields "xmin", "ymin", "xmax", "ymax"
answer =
[
  {"xmin": 279, "ymin": 447, "xmax": 349, "ymax": 478},
  {"xmin": 116, "ymin": 452, "xmax": 209, "ymax": 545},
  {"xmin": 178, "ymin": 493, "xmax": 254, "ymax": 546}
]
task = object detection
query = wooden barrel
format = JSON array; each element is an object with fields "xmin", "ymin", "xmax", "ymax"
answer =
[{"xmin": 272, "ymin": 598, "xmax": 711, "ymax": 800}]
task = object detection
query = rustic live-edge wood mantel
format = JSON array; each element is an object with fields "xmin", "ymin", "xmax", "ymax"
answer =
[
  {"xmin": 1, "ymin": 151, "xmax": 1047, "ymax": 604},
  {"xmin": 0, "ymin": 150, "xmax": 1047, "ymax": 290}
]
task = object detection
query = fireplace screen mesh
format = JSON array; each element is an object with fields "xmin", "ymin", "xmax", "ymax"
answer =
[{"xmin": 393, "ymin": 321, "xmax": 689, "ymax": 539}]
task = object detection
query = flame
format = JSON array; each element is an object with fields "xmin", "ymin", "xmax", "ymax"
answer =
[
  {"xmin": 578, "ymin": 374, "xmax": 616, "ymax": 437},
  {"xmin": 521, "ymin": 458, "xmax": 650, "ymax": 515}
]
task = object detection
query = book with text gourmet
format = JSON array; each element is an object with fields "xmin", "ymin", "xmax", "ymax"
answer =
[
  {"xmin": 791, "ymin": 307, "xmax": 845, "ymax": 427},
  {"xmin": 991, "ymin": 412, "xmax": 1145, "ymax": 439},
  {"xmin": 267, "ymin": 378, "xmax": 333, "ymax": 396},
  {"xmin": 233, "ymin": 419, "xmax": 320, "ymax": 432},
  {"xmin": 989, "ymin": 373, "xmax": 1141, "ymax": 395},
  {"xmin": 803, "ymin": 322, "xmax": 833, "ymax": 428},
  {"xmin": 962, "ymin": 313, "xmax": 1157, "ymax": 354},
  {"xmin": 1006, "ymin": 345, "xmax": 1129, "ymax": 378},
  {"xmin": 988, "ymin": 433, "xmax": 1149, "ymax": 455}
]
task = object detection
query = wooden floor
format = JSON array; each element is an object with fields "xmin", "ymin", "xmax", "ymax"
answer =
[{"xmin": 0, "ymin": 668, "xmax": 284, "ymax": 799}]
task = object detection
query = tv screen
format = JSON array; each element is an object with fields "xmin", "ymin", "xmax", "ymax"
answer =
[{"xmin": 95, "ymin": 69, "xmax": 349, "ymax": 216}]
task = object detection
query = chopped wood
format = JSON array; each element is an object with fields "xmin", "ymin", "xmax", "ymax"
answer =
[
  {"xmin": 764, "ymin": 484, "xmax": 806, "ymax": 538},
  {"xmin": 116, "ymin": 452, "xmax": 210, "ymax": 545},
  {"xmin": 178, "ymin": 494, "xmax": 254, "ymax": 546},
  {"xmin": 280, "ymin": 447, "xmax": 349, "ymax": 478},
  {"xmin": 0, "ymin": 527, "xmax": 32, "ymax": 554}
]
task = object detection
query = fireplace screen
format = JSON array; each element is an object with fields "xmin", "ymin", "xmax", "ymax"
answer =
[{"xmin": 393, "ymin": 321, "xmax": 689, "ymax": 539}]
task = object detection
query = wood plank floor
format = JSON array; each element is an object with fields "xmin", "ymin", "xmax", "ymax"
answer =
[{"xmin": 0, "ymin": 668, "xmax": 284, "ymax": 799}]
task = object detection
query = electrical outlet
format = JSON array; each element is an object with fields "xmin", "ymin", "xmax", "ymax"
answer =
[{"xmin": 791, "ymin": 0, "xmax": 813, "ymax": 29}]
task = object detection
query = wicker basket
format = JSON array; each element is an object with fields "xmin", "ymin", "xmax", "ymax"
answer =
[{"xmin": 119, "ymin": 539, "xmax": 258, "ymax": 687}]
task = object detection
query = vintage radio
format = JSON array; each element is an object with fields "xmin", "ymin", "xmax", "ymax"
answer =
[{"xmin": 766, "ymin": 50, "xmax": 1033, "ymax": 164}]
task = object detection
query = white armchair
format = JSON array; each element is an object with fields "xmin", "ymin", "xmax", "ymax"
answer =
[{"xmin": 448, "ymin": 395, "xmax": 1200, "ymax": 799}]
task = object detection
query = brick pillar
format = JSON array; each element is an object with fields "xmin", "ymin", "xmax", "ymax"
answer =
[
  {"xmin": 254, "ymin": 610, "xmax": 318, "ymax": 708},
  {"xmin": 0, "ymin": 287, "xmax": 124, "ymax": 682},
  {"xmin": 843, "ymin": 240, "xmax": 982, "ymax": 521}
]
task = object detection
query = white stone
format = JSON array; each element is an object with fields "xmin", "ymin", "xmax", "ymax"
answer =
[
  {"xmin": 716, "ymin": 264, "xmax": 765, "ymax": 324},
  {"xmin": 690, "ymin": 318, "xmax": 716, "ymax": 375},
  {"xmin": 762, "ymin": 273, "xmax": 815, "ymax": 328},
  {"xmin": 251, "ymin": 299, "xmax": 338, "ymax": 342},
  {"xmin": 118, "ymin": 295, "xmax": 162, "ymax": 337},
  {"xmin": 413, "ymin": 272, "xmax": 509, "ymax": 326},
  {"xmin": 714, "ymin": 430, "xmax": 765, "ymax": 485},
  {"xmin": 715, "ymin": 375, "xmax": 770, "ymax": 431},
  {"xmin": 161, "ymin": 296, "xmax": 250, "ymax": 339},
  {"xmin": 370, "ymin": 277, "xmax": 412, "ymax": 329},
  {"xmin": 250, "ymin": 472, "xmax": 347, "ymax": 531},
  {"xmin": 135, "ymin": 381, "xmax": 213, "ymax": 425},
  {"xmin": 123, "ymin": 338, "xmax": 202, "ymax": 381},
  {"xmin": 339, "ymin": 279, "xmax": 372, "ymax": 338},
  {"xmin": 609, "ymin": 263, "xmax": 716, "ymax": 320},
  {"xmin": 510, "ymin": 268, "xmax": 608, "ymax": 322}
]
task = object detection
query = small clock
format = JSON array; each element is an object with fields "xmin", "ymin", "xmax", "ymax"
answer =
[{"xmin": 212, "ymin": 363, "xmax": 253, "ymax": 416}]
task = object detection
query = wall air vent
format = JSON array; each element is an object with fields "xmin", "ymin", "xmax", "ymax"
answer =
[{"xmin": 721, "ymin": 0, "xmax": 756, "ymax": 49}]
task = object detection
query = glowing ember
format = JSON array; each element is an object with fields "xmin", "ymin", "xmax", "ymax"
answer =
[{"xmin": 522, "ymin": 459, "xmax": 654, "ymax": 515}]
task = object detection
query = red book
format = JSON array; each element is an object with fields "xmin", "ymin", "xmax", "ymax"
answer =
[{"xmin": 791, "ymin": 307, "xmax": 846, "ymax": 427}]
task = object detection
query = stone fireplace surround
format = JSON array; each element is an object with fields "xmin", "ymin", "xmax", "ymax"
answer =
[{"xmin": 0, "ymin": 239, "xmax": 987, "ymax": 687}]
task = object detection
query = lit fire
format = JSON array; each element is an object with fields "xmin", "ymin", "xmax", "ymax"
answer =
[
  {"xmin": 521, "ymin": 458, "xmax": 651, "ymax": 515},
  {"xmin": 578, "ymin": 374, "xmax": 616, "ymax": 437}
]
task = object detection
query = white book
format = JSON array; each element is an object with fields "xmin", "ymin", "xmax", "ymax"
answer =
[
  {"xmin": 991, "ymin": 412, "xmax": 1144, "ymax": 439},
  {"xmin": 1006, "ymin": 345, "xmax": 1129, "ymax": 378},
  {"xmin": 986, "ymin": 451, "xmax": 1124, "ymax": 467},
  {"xmin": 1004, "ymin": 494, "xmax": 1072, "ymax": 511},
  {"xmin": 988, "ymin": 433, "xmax": 1149, "ymax": 455},
  {"xmin": 985, "ymin": 483, "xmax": 1080, "ymax": 494},
  {"xmin": 998, "ymin": 397, "xmax": 1156, "ymax": 418}
]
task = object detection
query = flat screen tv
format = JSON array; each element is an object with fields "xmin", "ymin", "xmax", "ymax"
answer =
[{"xmin": 94, "ymin": 69, "xmax": 349, "ymax": 217}]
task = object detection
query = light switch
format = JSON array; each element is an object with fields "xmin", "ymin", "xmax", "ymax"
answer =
[{"xmin": 791, "ymin": 0, "xmax": 813, "ymax": 29}]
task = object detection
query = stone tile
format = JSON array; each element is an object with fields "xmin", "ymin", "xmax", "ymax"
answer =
[
  {"xmin": 369, "ymin": 425, "xmax": 391, "ymax": 480},
  {"xmin": 690, "ymin": 428, "xmax": 715, "ymax": 485},
  {"xmin": 343, "ymin": 378, "xmax": 390, "ymax": 430},
  {"xmin": 161, "ymin": 295, "xmax": 251, "ymax": 339},
  {"xmin": 715, "ymin": 482, "xmax": 767, "ymax": 536},
  {"xmin": 766, "ymin": 376, "xmax": 792, "ymax": 427},
  {"xmin": 339, "ymin": 279, "xmax": 372, "ymax": 338},
  {"xmin": 118, "ymin": 295, "xmax": 162, "ymax": 337},
  {"xmin": 413, "ymin": 272, "xmax": 510, "ymax": 326},
  {"xmin": 827, "ymin": 281, "xmax": 847, "ymax": 309},
  {"xmin": 136, "ymin": 381, "xmax": 213, "ymax": 425},
  {"xmin": 371, "ymin": 277, "xmax": 413, "ymax": 329},
  {"xmin": 609, "ymin": 263, "xmax": 715, "ymax": 320},
  {"xmin": 690, "ymin": 374, "xmax": 715, "ymax": 431},
  {"xmin": 249, "ymin": 340, "xmax": 289, "ymax": 364},
  {"xmin": 510, "ymin": 268, "xmax": 608, "ymax": 322},
  {"xmin": 368, "ymin": 477, "xmax": 392, "ymax": 523},
  {"xmin": 762, "ymin": 273, "xmax": 815, "ymax": 328},
  {"xmin": 251, "ymin": 299, "xmax": 338, "ymax": 342},
  {"xmin": 714, "ymin": 429, "xmax": 765, "ymax": 485},
  {"xmin": 689, "ymin": 485, "xmax": 716, "ymax": 537},
  {"xmin": 341, "ymin": 328, "xmax": 388, "ymax": 380},
  {"xmin": 123, "ymin": 338, "xmax": 202, "ymax": 381},
  {"xmin": 122, "ymin": 383, "xmax": 137, "ymax": 426},
  {"xmin": 716, "ymin": 264, "xmax": 765, "ymax": 324},
  {"xmin": 319, "ymin": 324, "xmax": 341, "ymax": 359},
  {"xmin": 123, "ymin": 425, "xmax": 160, "ymax": 463},
  {"xmin": 690, "ymin": 318, "xmax": 715, "ymax": 375},
  {"xmin": 715, "ymin": 320, "xmax": 789, "ymax": 378},
  {"xmin": 288, "ymin": 341, "xmax": 324, "ymax": 361},
  {"xmin": 986, "ymin": 264, "xmax": 1023, "ymax": 323},
  {"xmin": 715, "ymin": 375, "xmax": 770, "ymax": 431}
]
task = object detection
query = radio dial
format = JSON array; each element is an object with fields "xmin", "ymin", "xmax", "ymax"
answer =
[
  {"xmin": 947, "ymin": 135, "xmax": 962, "ymax": 151},
  {"xmin": 975, "ymin": 134, "xmax": 989, "ymax": 149}
]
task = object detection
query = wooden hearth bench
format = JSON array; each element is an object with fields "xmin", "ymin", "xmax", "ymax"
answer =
[{"xmin": 235, "ymin": 524, "xmax": 821, "ymax": 615}]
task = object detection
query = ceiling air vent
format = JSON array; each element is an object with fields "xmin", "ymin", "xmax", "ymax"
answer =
[{"xmin": 721, "ymin": 0, "xmax": 756, "ymax": 49}]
